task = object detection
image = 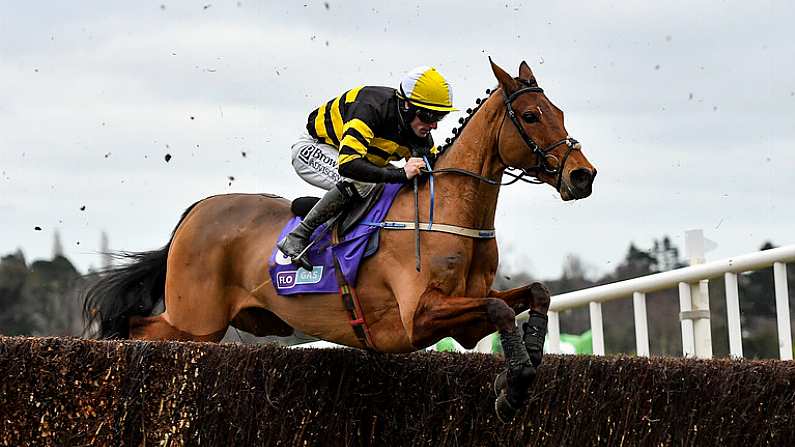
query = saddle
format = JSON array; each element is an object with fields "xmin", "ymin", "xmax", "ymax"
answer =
[
  {"xmin": 270, "ymin": 183, "xmax": 403, "ymax": 296},
  {"xmin": 290, "ymin": 184, "xmax": 386, "ymax": 237}
]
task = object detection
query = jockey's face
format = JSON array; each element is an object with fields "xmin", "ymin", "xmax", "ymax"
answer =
[{"xmin": 410, "ymin": 115, "xmax": 437, "ymax": 138}]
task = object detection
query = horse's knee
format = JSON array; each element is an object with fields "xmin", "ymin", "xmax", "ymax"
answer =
[
  {"xmin": 530, "ymin": 282, "xmax": 551, "ymax": 310},
  {"xmin": 486, "ymin": 298, "xmax": 516, "ymax": 332}
]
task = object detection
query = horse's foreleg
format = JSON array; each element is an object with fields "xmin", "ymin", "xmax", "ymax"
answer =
[
  {"xmin": 489, "ymin": 282, "xmax": 550, "ymax": 368},
  {"xmin": 411, "ymin": 289, "xmax": 535, "ymax": 423},
  {"xmin": 488, "ymin": 281, "xmax": 550, "ymax": 314}
]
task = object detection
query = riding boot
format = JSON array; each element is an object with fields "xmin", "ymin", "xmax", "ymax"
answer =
[{"xmin": 277, "ymin": 185, "xmax": 352, "ymax": 271}]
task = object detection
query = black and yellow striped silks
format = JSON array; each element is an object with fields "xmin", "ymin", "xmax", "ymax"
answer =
[{"xmin": 306, "ymin": 86, "xmax": 433, "ymax": 167}]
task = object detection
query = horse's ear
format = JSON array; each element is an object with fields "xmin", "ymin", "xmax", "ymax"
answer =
[
  {"xmin": 518, "ymin": 61, "xmax": 537, "ymax": 86},
  {"xmin": 490, "ymin": 57, "xmax": 519, "ymax": 95}
]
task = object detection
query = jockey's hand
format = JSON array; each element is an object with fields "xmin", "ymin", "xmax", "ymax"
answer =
[{"xmin": 404, "ymin": 157, "xmax": 426, "ymax": 180}]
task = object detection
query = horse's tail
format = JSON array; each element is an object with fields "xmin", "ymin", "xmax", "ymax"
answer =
[{"xmin": 82, "ymin": 201, "xmax": 200, "ymax": 339}]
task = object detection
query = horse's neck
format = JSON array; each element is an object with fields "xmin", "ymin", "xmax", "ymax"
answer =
[{"xmin": 432, "ymin": 97, "xmax": 504, "ymax": 229}]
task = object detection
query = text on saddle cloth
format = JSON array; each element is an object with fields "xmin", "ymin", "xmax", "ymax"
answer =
[{"xmin": 269, "ymin": 183, "xmax": 404, "ymax": 295}]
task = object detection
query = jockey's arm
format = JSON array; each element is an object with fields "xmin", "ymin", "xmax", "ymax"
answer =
[
  {"xmin": 338, "ymin": 157, "xmax": 408, "ymax": 184},
  {"xmin": 336, "ymin": 102, "xmax": 426, "ymax": 183}
]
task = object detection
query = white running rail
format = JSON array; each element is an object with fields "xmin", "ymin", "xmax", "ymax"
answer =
[{"xmin": 531, "ymin": 244, "xmax": 795, "ymax": 360}]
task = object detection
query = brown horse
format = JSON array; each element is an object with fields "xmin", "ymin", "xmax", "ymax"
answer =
[{"xmin": 84, "ymin": 59, "xmax": 596, "ymax": 422}]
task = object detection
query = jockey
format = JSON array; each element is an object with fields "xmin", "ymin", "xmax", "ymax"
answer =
[{"xmin": 278, "ymin": 66, "xmax": 456, "ymax": 271}]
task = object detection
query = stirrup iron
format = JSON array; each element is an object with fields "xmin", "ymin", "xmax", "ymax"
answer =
[{"xmin": 292, "ymin": 239, "xmax": 317, "ymax": 271}]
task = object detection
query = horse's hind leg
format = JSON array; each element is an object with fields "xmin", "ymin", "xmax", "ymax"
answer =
[
  {"xmin": 151, "ymin": 272, "xmax": 233, "ymax": 342},
  {"xmin": 130, "ymin": 314, "xmax": 226, "ymax": 342},
  {"xmin": 132, "ymin": 237, "xmax": 234, "ymax": 342}
]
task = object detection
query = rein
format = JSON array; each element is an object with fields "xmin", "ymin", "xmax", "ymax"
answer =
[
  {"xmin": 425, "ymin": 166, "xmax": 531, "ymax": 186},
  {"xmin": 377, "ymin": 80, "xmax": 584, "ymax": 242}
]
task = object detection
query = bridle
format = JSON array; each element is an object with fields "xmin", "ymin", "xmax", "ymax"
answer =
[
  {"xmin": 502, "ymin": 81, "xmax": 581, "ymax": 191},
  {"xmin": 401, "ymin": 79, "xmax": 584, "ymax": 244},
  {"xmin": 430, "ymin": 80, "xmax": 582, "ymax": 191}
]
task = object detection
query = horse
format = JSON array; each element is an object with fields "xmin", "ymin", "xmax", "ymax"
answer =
[{"xmin": 83, "ymin": 59, "xmax": 596, "ymax": 422}]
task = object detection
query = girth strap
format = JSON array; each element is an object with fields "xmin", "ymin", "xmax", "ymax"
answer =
[{"xmin": 362, "ymin": 220, "xmax": 496, "ymax": 239}]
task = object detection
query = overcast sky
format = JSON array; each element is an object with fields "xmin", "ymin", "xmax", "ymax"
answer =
[{"xmin": 1, "ymin": 1, "xmax": 793, "ymax": 279}]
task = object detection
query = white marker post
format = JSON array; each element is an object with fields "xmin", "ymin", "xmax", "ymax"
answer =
[{"xmin": 681, "ymin": 230, "xmax": 715, "ymax": 359}]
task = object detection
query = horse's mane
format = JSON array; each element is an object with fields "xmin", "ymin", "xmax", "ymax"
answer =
[
  {"xmin": 438, "ymin": 77, "xmax": 536, "ymax": 158},
  {"xmin": 438, "ymin": 85, "xmax": 498, "ymax": 156}
]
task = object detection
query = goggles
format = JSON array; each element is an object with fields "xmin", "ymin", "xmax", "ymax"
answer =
[{"xmin": 415, "ymin": 108, "xmax": 448, "ymax": 124}]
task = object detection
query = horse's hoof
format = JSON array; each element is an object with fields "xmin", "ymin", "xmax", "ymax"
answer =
[
  {"xmin": 493, "ymin": 370, "xmax": 507, "ymax": 397},
  {"xmin": 529, "ymin": 350, "xmax": 543, "ymax": 369},
  {"xmin": 494, "ymin": 393, "xmax": 519, "ymax": 424}
]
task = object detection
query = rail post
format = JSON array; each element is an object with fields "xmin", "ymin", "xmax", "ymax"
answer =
[
  {"xmin": 681, "ymin": 230, "xmax": 713, "ymax": 359},
  {"xmin": 773, "ymin": 262, "xmax": 793, "ymax": 360}
]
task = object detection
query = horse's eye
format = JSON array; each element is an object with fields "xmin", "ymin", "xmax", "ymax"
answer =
[{"xmin": 522, "ymin": 111, "xmax": 539, "ymax": 123}]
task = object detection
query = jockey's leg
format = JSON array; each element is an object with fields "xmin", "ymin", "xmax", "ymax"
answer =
[
  {"xmin": 289, "ymin": 131, "xmax": 344, "ymax": 189},
  {"xmin": 410, "ymin": 289, "xmax": 535, "ymax": 422},
  {"xmin": 489, "ymin": 282, "xmax": 550, "ymax": 367},
  {"xmin": 283, "ymin": 132, "xmax": 378, "ymax": 270},
  {"xmin": 280, "ymin": 132, "xmax": 345, "ymax": 270},
  {"xmin": 277, "ymin": 182, "xmax": 357, "ymax": 271}
]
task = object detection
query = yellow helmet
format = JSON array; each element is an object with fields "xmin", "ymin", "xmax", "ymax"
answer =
[{"xmin": 397, "ymin": 66, "xmax": 457, "ymax": 112}]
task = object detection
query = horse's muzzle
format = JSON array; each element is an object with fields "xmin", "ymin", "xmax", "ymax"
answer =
[{"xmin": 563, "ymin": 167, "xmax": 596, "ymax": 200}]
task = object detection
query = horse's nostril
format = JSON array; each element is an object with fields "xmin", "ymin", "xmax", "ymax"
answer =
[{"xmin": 570, "ymin": 168, "xmax": 593, "ymax": 189}]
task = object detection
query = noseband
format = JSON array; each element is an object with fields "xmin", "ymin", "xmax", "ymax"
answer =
[{"xmin": 502, "ymin": 82, "xmax": 581, "ymax": 191}]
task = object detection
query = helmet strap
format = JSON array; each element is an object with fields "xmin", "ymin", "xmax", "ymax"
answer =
[{"xmin": 396, "ymin": 96, "xmax": 415, "ymax": 130}]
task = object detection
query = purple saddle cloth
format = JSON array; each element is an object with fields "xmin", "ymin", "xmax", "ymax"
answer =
[{"xmin": 269, "ymin": 183, "xmax": 403, "ymax": 295}]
